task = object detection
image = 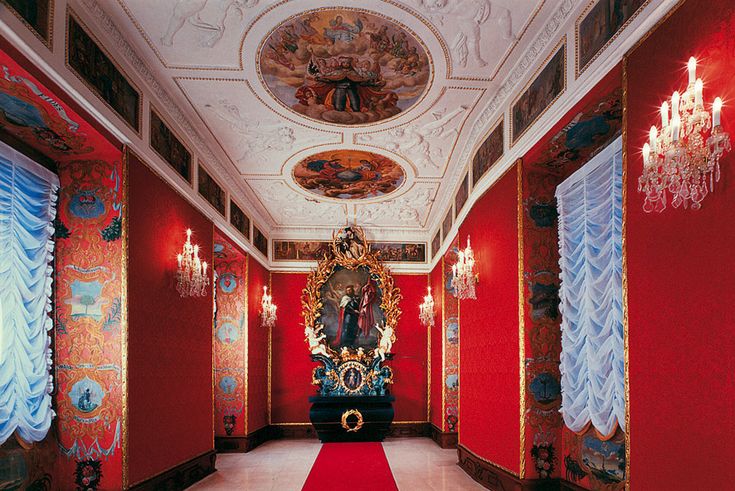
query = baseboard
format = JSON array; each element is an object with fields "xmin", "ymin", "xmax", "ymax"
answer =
[
  {"xmin": 270, "ymin": 423, "xmax": 318, "ymax": 439},
  {"xmin": 129, "ymin": 450, "xmax": 216, "ymax": 491},
  {"xmin": 430, "ymin": 424, "xmax": 458, "ymax": 449},
  {"xmin": 387, "ymin": 422, "xmax": 430, "ymax": 438},
  {"xmin": 215, "ymin": 425, "xmax": 271, "ymax": 453}
]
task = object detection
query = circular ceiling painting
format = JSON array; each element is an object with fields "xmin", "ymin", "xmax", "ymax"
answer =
[
  {"xmin": 293, "ymin": 149, "xmax": 406, "ymax": 200},
  {"xmin": 258, "ymin": 8, "xmax": 431, "ymax": 125}
]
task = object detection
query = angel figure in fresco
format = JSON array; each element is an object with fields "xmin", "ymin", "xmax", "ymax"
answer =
[
  {"xmin": 305, "ymin": 324, "xmax": 329, "ymax": 357},
  {"xmin": 323, "ymin": 15, "xmax": 363, "ymax": 44},
  {"xmin": 357, "ymin": 279, "xmax": 377, "ymax": 339},
  {"xmin": 160, "ymin": 0, "xmax": 260, "ymax": 47},
  {"xmin": 375, "ymin": 322, "xmax": 394, "ymax": 361}
]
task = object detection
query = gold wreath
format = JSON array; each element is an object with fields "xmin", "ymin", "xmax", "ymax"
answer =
[
  {"xmin": 301, "ymin": 226, "xmax": 401, "ymax": 360},
  {"xmin": 341, "ymin": 409, "xmax": 364, "ymax": 433}
]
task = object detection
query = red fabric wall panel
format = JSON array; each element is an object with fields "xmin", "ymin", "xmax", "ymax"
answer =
[
  {"xmin": 390, "ymin": 274, "xmax": 429, "ymax": 422},
  {"xmin": 626, "ymin": 1, "xmax": 734, "ymax": 488},
  {"xmin": 127, "ymin": 155, "xmax": 213, "ymax": 484},
  {"xmin": 247, "ymin": 257, "xmax": 270, "ymax": 432},
  {"xmin": 458, "ymin": 167, "xmax": 520, "ymax": 473},
  {"xmin": 429, "ymin": 262, "xmax": 444, "ymax": 429},
  {"xmin": 270, "ymin": 272, "xmax": 313, "ymax": 424}
]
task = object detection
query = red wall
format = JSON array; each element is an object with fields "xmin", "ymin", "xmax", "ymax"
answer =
[
  {"xmin": 127, "ymin": 154, "xmax": 214, "ymax": 484},
  {"xmin": 269, "ymin": 272, "xmax": 429, "ymax": 423},
  {"xmin": 626, "ymin": 1, "xmax": 735, "ymax": 488},
  {"xmin": 247, "ymin": 257, "xmax": 270, "ymax": 432},
  {"xmin": 458, "ymin": 166, "xmax": 521, "ymax": 472},
  {"xmin": 429, "ymin": 262, "xmax": 444, "ymax": 430}
]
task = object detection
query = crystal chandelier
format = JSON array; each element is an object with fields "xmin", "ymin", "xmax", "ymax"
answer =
[
  {"xmin": 261, "ymin": 286, "xmax": 277, "ymax": 328},
  {"xmin": 176, "ymin": 228, "xmax": 209, "ymax": 297},
  {"xmin": 419, "ymin": 286, "xmax": 435, "ymax": 328},
  {"xmin": 639, "ymin": 57, "xmax": 730, "ymax": 212},
  {"xmin": 451, "ymin": 236, "xmax": 477, "ymax": 300}
]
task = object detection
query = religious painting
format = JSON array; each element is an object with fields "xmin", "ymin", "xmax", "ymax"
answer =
[
  {"xmin": 67, "ymin": 14, "xmax": 140, "ymax": 131},
  {"xmin": 442, "ymin": 209, "xmax": 453, "ymax": 241},
  {"xmin": 273, "ymin": 240, "xmax": 330, "ymax": 261},
  {"xmin": 258, "ymin": 8, "xmax": 431, "ymax": 125},
  {"xmin": 3, "ymin": 0, "xmax": 52, "ymax": 45},
  {"xmin": 372, "ymin": 242, "xmax": 426, "ymax": 263},
  {"xmin": 198, "ymin": 164, "xmax": 225, "ymax": 216},
  {"xmin": 455, "ymin": 172, "xmax": 469, "ymax": 216},
  {"xmin": 512, "ymin": 42, "xmax": 566, "ymax": 144},
  {"xmin": 577, "ymin": 0, "xmax": 647, "ymax": 75},
  {"xmin": 253, "ymin": 225, "xmax": 268, "ymax": 257},
  {"xmin": 150, "ymin": 108, "xmax": 191, "ymax": 183},
  {"xmin": 319, "ymin": 266, "xmax": 386, "ymax": 350},
  {"xmin": 293, "ymin": 149, "xmax": 405, "ymax": 199},
  {"xmin": 229, "ymin": 199, "xmax": 250, "ymax": 240},
  {"xmin": 432, "ymin": 230, "xmax": 441, "ymax": 259},
  {"xmin": 472, "ymin": 119, "xmax": 504, "ymax": 187}
]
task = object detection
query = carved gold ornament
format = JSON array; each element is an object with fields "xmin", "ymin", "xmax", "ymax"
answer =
[
  {"xmin": 301, "ymin": 226, "xmax": 401, "ymax": 360},
  {"xmin": 341, "ymin": 409, "xmax": 364, "ymax": 433}
]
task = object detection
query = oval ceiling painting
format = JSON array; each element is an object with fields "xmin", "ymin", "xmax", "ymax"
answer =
[
  {"xmin": 258, "ymin": 8, "xmax": 431, "ymax": 125},
  {"xmin": 293, "ymin": 149, "xmax": 406, "ymax": 200}
]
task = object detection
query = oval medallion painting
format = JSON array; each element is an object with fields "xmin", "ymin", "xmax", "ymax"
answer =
[
  {"xmin": 293, "ymin": 149, "xmax": 405, "ymax": 199},
  {"xmin": 259, "ymin": 8, "xmax": 431, "ymax": 125}
]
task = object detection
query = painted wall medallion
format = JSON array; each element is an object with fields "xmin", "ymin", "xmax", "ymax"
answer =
[
  {"xmin": 68, "ymin": 377, "xmax": 105, "ymax": 414},
  {"xmin": 293, "ymin": 149, "xmax": 405, "ymax": 200},
  {"xmin": 219, "ymin": 376, "xmax": 237, "ymax": 394},
  {"xmin": 258, "ymin": 8, "xmax": 431, "ymax": 125}
]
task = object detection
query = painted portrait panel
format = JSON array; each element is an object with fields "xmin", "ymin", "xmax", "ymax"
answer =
[
  {"xmin": 432, "ymin": 231, "xmax": 441, "ymax": 259},
  {"xmin": 258, "ymin": 8, "xmax": 431, "ymax": 125},
  {"xmin": 229, "ymin": 200, "xmax": 250, "ymax": 240},
  {"xmin": 512, "ymin": 43, "xmax": 566, "ymax": 144},
  {"xmin": 198, "ymin": 164, "xmax": 225, "ymax": 216},
  {"xmin": 150, "ymin": 109, "xmax": 191, "ymax": 183},
  {"xmin": 319, "ymin": 266, "xmax": 385, "ymax": 350},
  {"xmin": 253, "ymin": 225, "xmax": 268, "ymax": 257},
  {"xmin": 455, "ymin": 172, "xmax": 469, "ymax": 216},
  {"xmin": 273, "ymin": 240, "xmax": 330, "ymax": 261},
  {"xmin": 67, "ymin": 15, "xmax": 139, "ymax": 131},
  {"xmin": 578, "ymin": 0, "xmax": 647, "ymax": 75},
  {"xmin": 3, "ymin": 0, "xmax": 51, "ymax": 44},
  {"xmin": 293, "ymin": 149, "xmax": 405, "ymax": 200},
  {"xmin": 472, "ymin": 119, "xmax": 504, "ymax": 187},
  {"xmin": 442, "ymin": 209, "xmax": 453, "ymax": 241},
  {"xmin": 372, "ymin": 242, "xmax": 426, "ymax": 263}
]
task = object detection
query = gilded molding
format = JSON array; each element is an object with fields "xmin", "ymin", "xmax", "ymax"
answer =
[
  {"xmin": 440, "ymin": 256, "xmax": 446, "ymax": 432},
  {"xmin": 244, "ymin": 254, "xmax": 250, "ymax": 436},
  {"xmin": 426, "ymin": 274, "xmax": 431, "ymax": 422},
  {"xmin": 516, "ymin": 159, "xmax": 526, "ymax": 479},
  {"xmin": 622, "ymin": 55, "xmax": 631, "ymax": 491},
  {"xmin": 0, "ymin": 0, "xmax": 54, "ymax": 49},
  {"xmin": 267, "ymin": 271, "xmax": 272, "ymax": 425},
  {"xmin": 121, "ymin": 147, "xmax": 130, "ymax": 490}
]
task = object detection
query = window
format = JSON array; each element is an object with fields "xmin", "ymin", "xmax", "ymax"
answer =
[
  {"xmin": 0, "ymin": 140, "xmax": 57, "ymax": 444},
  {"xmin": 556, "ymin": 136, "xmax": 625, "ymax": 437}
]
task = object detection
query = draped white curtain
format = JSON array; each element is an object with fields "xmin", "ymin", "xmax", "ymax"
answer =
[
  {"xmin": 556, "ymin": 136, "xmax": 625, "ymax": 436},
  {"xmin": 0, "ymin": 140, "xmax": 58, "ymax": 444}
]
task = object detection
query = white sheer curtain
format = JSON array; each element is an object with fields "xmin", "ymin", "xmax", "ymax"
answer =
[
  {"xmin": 556, "ymin": 136, "xmax": 625, "ymax": 436},
  {"xmin": 0, "ymin": 140, "xmax": 57, "ymax": 444}
]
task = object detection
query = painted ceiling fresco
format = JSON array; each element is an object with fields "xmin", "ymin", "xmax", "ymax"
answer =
[
  {"xmin": 258, "ymin": 8, "xmax": 431, "ymax": 126},
  {"xmin": 292, "ymin": 149, "xmax": 405, "ymax": 200}
]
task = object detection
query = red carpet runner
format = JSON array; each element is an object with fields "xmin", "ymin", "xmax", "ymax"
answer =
[{"xmin": 302, "ymin": 442, "xmax": 399, "ymax": 491}]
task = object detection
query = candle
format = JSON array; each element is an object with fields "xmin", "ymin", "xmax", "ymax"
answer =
[
  {"xmin": 193, "ymin": 244, "xmax": 199, "ymax": 258},
  {"xmin": 688, "ymin": 57, "xmax": 696, "ymax": 85},
  {"xmin": 202, "ymin": 262, "xmax": 207, "ymax": 275},
  {"xmin": 642, "ymin": 143, "xmax": 651, "ymax": 168},
  {"xmin": 649, "ymin": 126, "xmax": 658, "ymax": 153},
  {"xmin": 671, "ymin": 115, "xmax": 681, "ymax": 142},
  {"xmin": 661, "ymin": 101, "xmax": 669, "ymax": 128},
  {"xmin": 694, "ymin": 79, "xmax": 703, "ymax": 108},
  {"xmin": 186, "ymin": 228, "xmax": 192, "ymax": 242},
  {"xmin": 672, "ymin": 91, "xmax": 680, "ymax": 116},
  {"xmin": 713, "ymin": 97, "xmax": 722, "ymax": 126},
  {"xmin": 177, "ymin": 254, "xmax": 182, "ymax": 267}
]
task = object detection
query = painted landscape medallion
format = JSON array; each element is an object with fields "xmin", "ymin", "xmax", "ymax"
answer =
[
  {"xmin": 293, "ymin": 149, "xmax": 405, "ymax": 200},
  {"xmin": 258, "ymin": 8, "xmax": 431, "ymax": 125}
]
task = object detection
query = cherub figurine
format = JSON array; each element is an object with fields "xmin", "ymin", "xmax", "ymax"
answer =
[
  {"xmin": 305, "ymin": 324, "xmax": 329, "ymax": 357},
  {"xmin": 340, "ymin": 346, "xmax": 350, "ymax": 358},
  {"xmin": 357, "ymin": 347, "xmax": 365, "ymax": 359},
  {"xmin": 375, "ymin": 322, "xmax": 394, "ymax": 361}
]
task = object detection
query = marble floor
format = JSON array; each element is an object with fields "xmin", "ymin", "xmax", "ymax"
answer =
[{"xmin": 188, "ymin": 438, "xmax": 484, "ymax": 490}]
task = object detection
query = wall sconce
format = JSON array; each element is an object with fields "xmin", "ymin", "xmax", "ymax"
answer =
[
  {"xmin": 261, "ymin": 286, "xmax": 277, "ymax": 328},
  {"xmin": 419, "ymin": 286, "xmax": 435, "ymax": 328},
  {"xmin": 176, "ymin": 228, "xmax": 209, "ymax": 297},
  {"xmin": 639, "ymin": 56, "xmax": 730, "ymax": 212},
  {"xmin": 451, "ymin": 235, "xmax": 477, "ymax": 300}
]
